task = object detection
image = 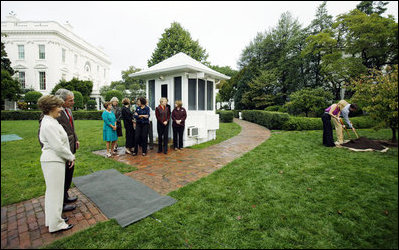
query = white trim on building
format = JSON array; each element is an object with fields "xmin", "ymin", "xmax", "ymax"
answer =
[
  {"xmin": 1, "ymin": 15, "xmax": 111, "ymax": 110},
  {"xmin": 130, "ymin": 52, "xmax": 230, "ymax": 147}
]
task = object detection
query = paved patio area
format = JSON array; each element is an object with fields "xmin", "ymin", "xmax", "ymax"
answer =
[{"xmin": 1, "ymin": 118, "xmax": 270, "ymax": 249}]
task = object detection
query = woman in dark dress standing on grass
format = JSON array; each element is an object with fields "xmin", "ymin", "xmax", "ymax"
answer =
[{"xmin": 133, "ymin": 97, "xmax": 150, "ymax": 156}]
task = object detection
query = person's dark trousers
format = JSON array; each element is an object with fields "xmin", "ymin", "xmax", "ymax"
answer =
[
  {"xmin": 157, "ymin": 122, "xmax": 169, "ymax": 153},
  {"xmin": 148, "ymin": 121, "xmax": 154, "ymax": 149},
  {"xmin": 124, "ymin": 124, "xmax": 134, "ymax": 149},
  {"xmin": 134, "ymin": 123, "xmax": 149, "ymax": 154},
  {"xmin": 173, "ymin": 126, "xmax": 184, "ymax": 149},
  {"xmin": 64, "ymin": 161, "xmax": 74, "ymax": 203},
  {"xmin": 322, "ymin": 113, "xmax": 335, "ymax": 147}
]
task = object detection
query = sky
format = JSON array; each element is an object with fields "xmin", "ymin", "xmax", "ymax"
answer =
[{"xmin": 1, "ymin": 1, "xmax": 398, "ymax": 82}]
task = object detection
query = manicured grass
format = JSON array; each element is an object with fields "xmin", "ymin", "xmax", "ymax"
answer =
[
  {"xmin": 44, "ymin": 128, "xmax": 398, "ymax": 249},
  {"xmin": 1, "ymin": 120, "xmax": 240, "ymax": 206},
  {"xmin": 1, "ymin": 120, "xmax": 137, "ymax": 206},
  {"xmin": 188, "ymin": 122, "xmax": 241, "ymax": 149}
]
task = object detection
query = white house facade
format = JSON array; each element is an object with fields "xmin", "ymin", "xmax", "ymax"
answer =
[
  {"xmin": 130, "ymin": 52, "xmax": 230, "ymax": 147},
  {"xmin": 1, "ymin": 15, "xmax": 111, "ymax": 110}
]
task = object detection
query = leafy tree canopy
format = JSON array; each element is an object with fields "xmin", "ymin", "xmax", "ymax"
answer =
[
  {"xmin": 51, "ymin": 78, "xmax": 93, "ymax": 104},
  {"xmin": 349, "ymin": 65, "xmax": 398, "ymax": 142},
  {"xmin": 147, "ymin": 22, "xmax": 209, "ymax": 67}
]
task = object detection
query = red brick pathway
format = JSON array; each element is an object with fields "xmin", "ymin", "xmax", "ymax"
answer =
[{"xmin": 1, "ymin": 118, "xmax": 270, "ymax": 248}]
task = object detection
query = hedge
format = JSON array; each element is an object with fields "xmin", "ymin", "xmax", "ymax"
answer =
[
  {"xmin": 241, "ymin": 110, "xmax": 378, "ymax": 130},
  {"xmin": 241, "ymin": 110, "xmax": 290, "ymax": 130},
  {"xmin": 216, "ymin": 110, "xmax": 234, "ymax": 123},
  {"xmin": 1, "ymin": 110, "xmax": 104, "ymax": 120},
  {"xmin": 233, "ymin": 110, "xmax": 241, "ymax": 118}
]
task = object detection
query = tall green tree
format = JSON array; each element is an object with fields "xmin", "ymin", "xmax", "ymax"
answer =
[
  {"xmin": 1, "ymin": 34, "xmax": 22, "ymax": 108},
  {"xmin": 285, "ymin": 88, "xmax": 333, "ymax": 117},
  {"xmin": 356, "ymin": 1, "xmax": 388, "ymax": 15},
  {"xmin": 121, "ymin": 66, "xmax": 145, "ymax": 100},
  {"xmin": 147, "ymin": 22, "xmax": 209, "ymax": 67},
  {"xmin": 350, "ymin": 65, "xmax": 398, "ymax": 142},
  {"xmin": 335, "ymin": 9, "xmax": 398, "ymax": 70},
  {"xmin": 1, "ymin": 34, "xmax": 14, "ymax": 75},
  {"xmin": 51, "ymin": 78, "xmax": 93, "ymax": 104},
  {"xmin": 241, "ymin": 69, "xmax": 283, "ymax": 110},
  {"xmin": 302, "ymin": 1, "xmax": 333, "ymax": 89}
]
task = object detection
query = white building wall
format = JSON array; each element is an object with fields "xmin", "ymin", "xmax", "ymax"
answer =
[
  {"xmin": 146, "ymin": 73, "xmax": 219, "ymax": 147},
  {"xmin": 1, "ymin": 17, "xmax": 111, "ymax": 110}
]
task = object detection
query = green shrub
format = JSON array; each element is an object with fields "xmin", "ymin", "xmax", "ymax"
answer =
[
  {"xmin": 241, "ymin": 110, "xmax": 378, "ymax": 131},
  {"xmin": 278, "ymin": 105, "xmax": 288, "ymax": 113},
  {"xmin": 1, "ymin": 111, "xmax": 42, "ymax": 120},
  {"xmin": 72, "ymin": 91, "xmax": 84, "ymax": 110},
  {"xmin": 105, "ymin": 90, "xmax": 123, "ymax": 104},
  {"xmin": 282, "ymin": 117, "xmax": 323, "ymax": 130},
  {"xmin": 217, "ymin": 110, "xmax": 234, "ymax": 123},
  {"xmin": 86, "ymin": 99, "xmax": 97, "ymax": 110},
  {"xmin": 264, "ymin": 105, "xmax": 280, "ymax": 112},
  {"xmin": 233, "ymin": 110, "xmax": 241, "ymax": 118},
  {"xmin": 350, "ymin": 116, "xmax": 378, "ymax": 129},
  {"xmin": 1, "ymin": 110, "xmax": 104, "ymax": 120},
  {"xmin": 71, "ymin": 111, "xmax": 103, "ymax": 120},
  {"xmin": 24, "ymin": 91, "xmax": 43, "ymax": 110},
  {"xmin": 241, "ymin": 110, "xmax": 289, "ymax": 129}
]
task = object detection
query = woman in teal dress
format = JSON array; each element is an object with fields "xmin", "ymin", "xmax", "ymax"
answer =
[{"xmin": 102, "ymin": 101, "xmax": 118, "ymax": 157}]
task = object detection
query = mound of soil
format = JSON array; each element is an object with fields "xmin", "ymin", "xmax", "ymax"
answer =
[{"xmin": 342, "ymin": 137, "xmax": 386, "ymax": 150}]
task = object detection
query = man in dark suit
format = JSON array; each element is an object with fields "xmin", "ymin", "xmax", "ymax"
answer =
[{"xmin": 54, "ymin": 89, "xmax": 80, "ymax": 212}]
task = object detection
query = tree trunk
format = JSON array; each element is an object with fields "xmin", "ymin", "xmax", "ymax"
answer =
[{"xmin": 391, "ymin": 127, "xmax": 397, "ymax": 143}]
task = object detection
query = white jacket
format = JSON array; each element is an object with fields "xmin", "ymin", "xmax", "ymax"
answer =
[{"xmin": 39, "ymin": 115, "xmax": 75, "ymax": 163}]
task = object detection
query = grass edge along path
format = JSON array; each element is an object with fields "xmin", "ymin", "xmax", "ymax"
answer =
[
  {"xmin": 1, "ymin": 120, "xmax": 241, "ymax": 206},
  {"xmin": 44, "ymin": 128, "xmax": 398, "ymax": 249}
]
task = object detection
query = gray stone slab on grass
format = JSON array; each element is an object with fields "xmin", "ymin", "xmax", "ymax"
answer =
[
  {"xmin": 1, "ymin": 134, "xmax": 23, "ymax": 142},
  {"xmin": 73, "ymin": 169, "xmax": 177, "ymax": 227}
]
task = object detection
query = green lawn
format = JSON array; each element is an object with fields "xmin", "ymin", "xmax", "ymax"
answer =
[
  {"xmin": 40, "ymin": 128, "xmax": 397, "ymax": 249},
  {"xmin": 1, "ymin": 120, "xmax": 240, "ymax": 206},
  {"xmin": 188, "ymin": 122, "xmax": 241, "ymax": 149}
]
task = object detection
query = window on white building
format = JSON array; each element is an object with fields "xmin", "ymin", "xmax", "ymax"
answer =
[
  {"xmin": 39, "ymin": 72, "xmax": 46, "ymax": 90},
  {"xmin": 104, "ymin": 68, "xmax": 106, "ymax": 78},
  {"xmin": 188, "ymin": 78, "xmax": 197, "ymax": 110},
  {"xmin": 62, "ymin": 73, "xmax": 66, "ymax": 80},
  {"xmin": 198, "ymin": 79, "xmax": 205, "ymax": 110},
  {"xmin": 18, "ymin": 45, "xmax": 25, "ymax": 60},
  {"xmin": 97, "ymin": 65, "xmax": 99, "ymax": 74},
  {"xmin": 18, "ymin": 72, "xmax": 25, "ymax": 88},
  {"xmin": 74, "ymin": 54, "xmax": 78, "ymax": 66},
  {"xmin": 39, "ymin": 45, "xmax": 45, "ymax": 59},
  {"xmin": 62, "ymin": 48, "xmax": 66, "ymax": 63},
  {"xmin": 174, "ymin": 76, "xmax": 182, "ymax": 104},
  {"xmin": 207, "ymin": 81, "xmax": 214, "ymax": 110},
  {"xmin": 149, "ymin": 80, "xmax": 155, "ymax": 110}
]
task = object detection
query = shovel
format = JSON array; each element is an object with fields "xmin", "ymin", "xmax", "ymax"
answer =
[{"xmin": 340, "ymin": 118, "xmax": 352, "ymax": 139}]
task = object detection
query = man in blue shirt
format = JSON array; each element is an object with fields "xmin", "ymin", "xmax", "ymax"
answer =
[{"xmin": 338, "ymin": 100, "xmax": 359, "ymax": 141}]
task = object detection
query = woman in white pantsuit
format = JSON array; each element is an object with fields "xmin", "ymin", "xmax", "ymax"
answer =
[{"xmin": 38, "ymin": 95, "xmax": 75, "ymax": 233}]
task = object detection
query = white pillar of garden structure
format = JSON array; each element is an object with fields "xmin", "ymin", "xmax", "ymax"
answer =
[{"xmin": 129, "ymin": 52, "xmax": 230, "ymax": 147}]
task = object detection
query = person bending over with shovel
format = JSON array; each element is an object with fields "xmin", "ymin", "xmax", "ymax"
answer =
[{"xmin": 322, "ymin": 100, "xmax": 358, "ymax": 147}]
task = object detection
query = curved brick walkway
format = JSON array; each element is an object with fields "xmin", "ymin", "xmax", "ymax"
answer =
[{"xmin": 1, "ymin": 118, "xmax": 270, "ymax": 249}]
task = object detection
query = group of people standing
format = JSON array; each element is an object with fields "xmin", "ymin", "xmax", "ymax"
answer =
[{"xmin": 102, "ymin": 96, "xmax": 187, "ymax": 157}]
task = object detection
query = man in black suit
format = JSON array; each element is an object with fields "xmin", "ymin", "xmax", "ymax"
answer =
[{"xmin": 54, "ymin": 89, "xmax": 80, "ymax": 212}]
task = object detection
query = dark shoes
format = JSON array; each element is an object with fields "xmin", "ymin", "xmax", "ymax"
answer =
[
  {"xmin": 64, "ymin": 196, "xmax": 77, "ymax": 203},
  {"xmin": 62, "ymin": 204, "xmax": 76, "ymax": 212},
  {"xmin": 63, "ymin": 216, "xmax": 69, "ymax": 223},
  {"xmin": 51, "ymin": 224, "xmax": 74, "ymax": 234}
]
